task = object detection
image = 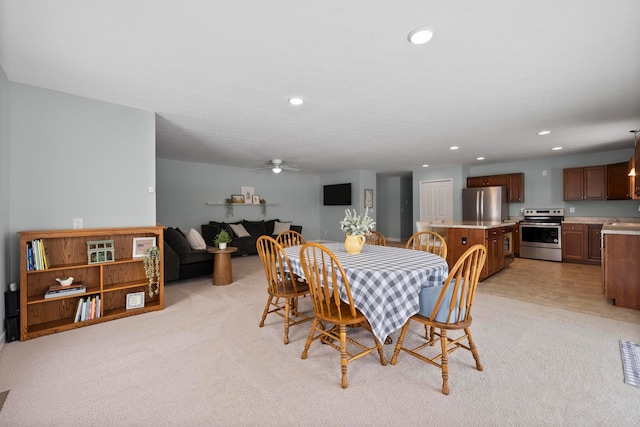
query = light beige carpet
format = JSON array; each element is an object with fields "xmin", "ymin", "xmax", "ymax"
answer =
[{"xmin": 0, "ymin": 255, "xmax": 639, "ymax": 426}]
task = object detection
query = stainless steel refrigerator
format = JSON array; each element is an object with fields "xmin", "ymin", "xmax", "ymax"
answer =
[{"xmin": 462, "ymin": 186, "xmax": 509, "ymax": 222}]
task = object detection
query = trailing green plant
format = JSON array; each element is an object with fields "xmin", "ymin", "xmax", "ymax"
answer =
[
  {"xmin": 225, "ymin": 198, "xmax": 233, "ymax": 218},
  {"xmin": 260, "ymin": 199, "xmax": 267, "ymax": 217},
  {"xmin": 143, "ymin": 246, "xmax": 161, "ymax": 297},
  {"xmin": 214, "ymin": 229, "xmax": 232, "ymax": 247}
]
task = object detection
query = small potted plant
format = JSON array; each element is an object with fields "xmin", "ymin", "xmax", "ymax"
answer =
[{"xmin": 214, "ymin": 229, "xmax": 232, "ymax": 249}]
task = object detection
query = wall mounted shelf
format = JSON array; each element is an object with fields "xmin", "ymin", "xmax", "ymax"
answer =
[{"xmin": 205, "ymin": 202, "xmax": 280, "ymax": 206}]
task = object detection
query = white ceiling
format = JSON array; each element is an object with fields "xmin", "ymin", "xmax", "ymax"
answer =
[{"xmin": 1, "ymin": 0, "xmax": 639, "ymax": 175}]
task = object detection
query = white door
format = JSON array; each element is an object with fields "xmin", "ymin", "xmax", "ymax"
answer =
[{"xmin": 419, "ymin": 179, "xmax": 453, "ymax": 232}]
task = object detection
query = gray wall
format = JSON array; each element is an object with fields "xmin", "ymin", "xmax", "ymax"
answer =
[
  {"xmin": 156, "ymin": 158, "xmax": 322, "ymax": 239},
  {"xmin": 412, "ymin": 149, "xmax": 639, "ymax": 223},
  {"xmin": 0, "ymin": 67, "xmax": 9, "ymax": 344},
  {"xmin": 1, "ymin": 82, "xmax": 156, "ymax": 344}
]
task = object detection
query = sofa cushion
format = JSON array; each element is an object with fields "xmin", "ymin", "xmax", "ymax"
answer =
[
  {"xmin": 186, "ymin": 228, "xmax": 207, "ymax": 250},
  {"xmin": 242, "ymin": 220, "xmax": 267, "ymax": 237},
  {"xmin": 229, "ymin": 223, "xmax": 250, "ymax": 238},
  {"xmin": 180, "ymin": 249, "xmax": 214, "ymax": 265},
  {"xmin": 164, "ymin": 227, "xmax": 191, "ymax": 258},
  {"xmin": 264, "ymin": 219, "xmax": 279, "ymax": 235},
  {"xmin": 272, "ymin": 221, "xmax": 291, "ymax": 235}
]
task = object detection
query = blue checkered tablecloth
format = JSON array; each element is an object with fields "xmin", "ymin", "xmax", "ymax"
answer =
[{"xmin": 283, "ymin": 242, "xmax": 449, "ymax": 342}]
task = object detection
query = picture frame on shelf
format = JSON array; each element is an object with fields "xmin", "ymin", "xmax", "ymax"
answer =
[
  {"xmin": 126, "ymin": 291, "xmax": 145, "ymax": 309},
  {"xmin": 132, "ymin": 237, "xmax": 156, "ymax": 258},
  {"xmin": 252, "ymin": 195, "xmax": 260, "ymax": 204},
  {"xmin": 241, "ymin": 186, "xmax": 254, "ymax": 204},
  {"xmin": 364, "ymin": 188, "xmax": 374, "ymax": 208},
  {"xmin": 231, "ymin": 194, "xmax": 244, "ymax": 204}
]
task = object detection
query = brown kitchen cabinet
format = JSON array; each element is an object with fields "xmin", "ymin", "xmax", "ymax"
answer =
[
  {"xmin": 445, "ymin": 225, "xmax": 513, "ymax": 281},
  {"xmin": 513, "ymin": 221, "xmax": 520, "ymax": 257},
  {"xmin": 561, "ymin": 223, "xmax": 602, "ymax": 265},
  {"xmin": 563, "ymin": 166, "xmax": 605, "ymax": 201},
  {"xmin": 606, "ymin": 161, "xmax": 631, "ymax": 200},
  {"xmin": 602, "ymin": 233, "xmax": 640, "ymax": 309},
  {"xmin": 634, "ymin": 137, "xmax": 640, "ymax": 198},
  {"xmin": 467, "ymin": 172, "xmax": 524, "ymax": 203}
]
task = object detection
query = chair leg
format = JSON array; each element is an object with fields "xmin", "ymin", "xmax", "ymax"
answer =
[
  {"xmin": 390, "ymin": 321, "xmax": 411, "ymax": 365},
  {"xmin": 259, "ymin": 296, "xmax": 274, "ymax": 327},
  {"xmin": 340, "ymin": 325, "xmax": 348, "ymax": 388},
  {"xmin": 374, "ymin": 336, "xmax": 388, "ymax": 366},
  {"xmin": 301, "ymin": 318, "xmax": 319, "ymax": 359},
  {"xmin": 440, "ymin": 329, "xmax": 449, "ymax": 395},
  {"xmin": 465, "ymin": 327, "xmax": 483, "ymax": 371},
  {"xmin": 283, "ymin": 298, "xmax": 291, "ymax": 345}
]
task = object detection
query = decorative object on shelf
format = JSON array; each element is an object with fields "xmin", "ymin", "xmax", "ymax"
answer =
[
  {"xmin": 252, "ymin": 195, "xmax": 260, "ymax": 204},
  {"xmin": 132, "ymin": 237, "xmax": 156, "ymax": 258},
  {"xmin": 214, "ymin": 229, "xmax": 232, "ymax": 249},
  {"xmin": 87, "ymin": 240, "xmax": 115, "ymax": 264},
  {"xmin": 241, "ymin": 186, "xmax": 255, "ymax": 204},
  {"xmin": 364, "ymin": 188, "xmax": 374, "ymax": 209},
  {"xmin": 143, "ymin": 245, "xmax": 161, "ymax": 297},
  {"xmin": 340, "ymin": 208, "xmax": 375, "ymax": 254},
  {"xmin": 55, "ymin": 276, "xmax": 74, "ymax": 286},
  {"xmin": 126, "ymin": 291, "xmax": 145, "ymax": 309},
  {"xmin": 231, "ymin": 194, "xmax": 244, "ymax": 203}
]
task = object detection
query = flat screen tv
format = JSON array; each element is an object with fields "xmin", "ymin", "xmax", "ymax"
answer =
[{"xmin": 323, "ymin": 183, "xmax": 352, "ymax": 206}]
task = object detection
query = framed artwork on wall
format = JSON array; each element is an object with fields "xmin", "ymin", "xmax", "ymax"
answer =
[{"xmin": 364, "ymin": 188, "xmax": 374, "ymax": 208}]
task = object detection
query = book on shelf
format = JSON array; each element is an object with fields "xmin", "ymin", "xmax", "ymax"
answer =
[
  {"xmin": 27, "ymin": 239, "xmax": 49, "ymax": 271},
  {"xmin": 74, "ymin": 295, "xmax": 100, "ymax": 322},
  {"xmin": 44, "ymin": 283, "xmax": 86, "ymax": 299}
]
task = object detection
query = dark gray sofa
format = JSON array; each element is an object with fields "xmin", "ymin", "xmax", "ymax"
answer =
[
  {"xmin": 163, "ymin": 227, "xmax": 214, "ymax": 282},
  {"xmin": 201, "ymin": 219, "xmax": 303, "ymax": 257}
]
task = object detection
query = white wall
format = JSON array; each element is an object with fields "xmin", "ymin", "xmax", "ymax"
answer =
[{"xmin": 0, "ymin": 66, "xmax": 9, "ymax": 345}]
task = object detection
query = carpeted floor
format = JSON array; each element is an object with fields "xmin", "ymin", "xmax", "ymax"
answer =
[{"xmin": 0, "ymin": 255, "xmax": 639, "ymax": 426}]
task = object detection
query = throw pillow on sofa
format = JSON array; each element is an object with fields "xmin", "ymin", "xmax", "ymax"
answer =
[
  {"xmin": 272, "ymin": 221, "xmax": 291, "ymax": 235},
  {"xmin": 186, "ymin": 228, "xmax": 207, "ymax": 250},
  {"xmin": 229, "ymin": 223, "xmax": 251, "ymax": 238},
  {"xmin": 242, "ymin": 220, "xmax": 267, "ymax": 236},
  {"xmin": 164, "ymin": 227, "xmax": 192, "ymax": 258}
]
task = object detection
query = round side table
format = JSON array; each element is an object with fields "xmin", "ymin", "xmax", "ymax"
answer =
[{"xmin": 207, "ymin": 246, "xmax": 238, "ymax": 285}]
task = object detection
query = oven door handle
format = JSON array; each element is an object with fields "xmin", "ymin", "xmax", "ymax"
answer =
[{"xmin": 521, "ymin": 222, "xmax": 561, "ymax": 226}]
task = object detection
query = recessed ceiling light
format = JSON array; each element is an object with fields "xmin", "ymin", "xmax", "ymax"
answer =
[
  {"xmin": 450, "ymin": 146, "xmax": 459, "ymax": 150},
  {"xmin": 408, "ymin": 28, "xmax": 434, "ymax": 45},
  {"xmin": 288, "ymin": 97, "xmax": 304, "ymax": 105},
  {"xmin": 552, "ymin": 146, "xmax": 563, "ymax": 151},
  {"xmin": 537, "ymin": 130, "xmax": 551, "ymax": 136},
  {"xmin": 422, "ymin": 164, "xmax": 429, "ymax": 168},
  {"xmin": 477, "ymin": 157, "xmax": 485, "ymax": 161}
]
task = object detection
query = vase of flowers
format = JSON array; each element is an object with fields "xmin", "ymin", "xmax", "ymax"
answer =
[{"xmin": 339, "ymin": 208, "xmax": 375, "ymax": 254}]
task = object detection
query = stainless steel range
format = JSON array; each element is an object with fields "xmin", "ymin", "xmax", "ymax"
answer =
[{"xmin": 519, "ymin": 208, "xmax": 564, "ymax": 262}]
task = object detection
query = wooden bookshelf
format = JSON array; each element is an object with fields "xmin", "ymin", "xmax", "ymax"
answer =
[{"xmin": 18, "ymin": 226, "xmax": 164, "ymax": 340}]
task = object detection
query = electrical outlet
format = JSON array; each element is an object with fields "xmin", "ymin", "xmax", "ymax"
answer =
[
  {"xmin": 569, "ymin": 207, "xmax": 575, "ymax": 213},
  {"xmin": 637, "ymin": 204, "xmax": 640, "ymax": 212},
  {"xmin": 542, "ymin": 170, "xmax": 547, "ymax": 176},
  {"xmin": 72, "ymin": 218, "xmax": 83, "ymax": 229}
]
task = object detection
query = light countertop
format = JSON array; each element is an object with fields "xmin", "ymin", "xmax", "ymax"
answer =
[
  {"xmin": 601, "ymin": 223, "xmax": 640, "ymax": 235},
  {"xmin": 437, "ymin": 221, "xmax": 517, "ymax": 230}
]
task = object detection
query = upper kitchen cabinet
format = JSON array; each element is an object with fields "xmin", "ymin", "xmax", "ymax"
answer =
[
  {"xmin": 606, "ymin": 161, "xmax": 631, "ymax": 200},
  {"xmin": 563, "ymin": 166, "xmax": 605, "ymax": 201},
  {"xmin": 467, "ymin": 173, "xmax": 524, "ymax": 203}
]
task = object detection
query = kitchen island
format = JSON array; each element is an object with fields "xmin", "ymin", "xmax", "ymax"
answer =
[
  {"xmin": 601, "ymin": 222, "xmax": 640, "ymax": 310},
  {"xmin": 438, "ymin": 221, "xmax": 516, "ymax": 281}
]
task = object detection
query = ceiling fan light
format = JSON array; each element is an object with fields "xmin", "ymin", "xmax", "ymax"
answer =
[{"xmin": 272, "ymin": 166, "xmax": 282, "ymax": 174}]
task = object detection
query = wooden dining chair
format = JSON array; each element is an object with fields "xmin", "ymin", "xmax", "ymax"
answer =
[
  {"xmin": 275, "ymin": 229, "xmax": 306, "ymax": 248},
  {"xmin": 406, "ymin": 231, "xmax": 448, "ymax": 259},
  {"xmin": 390, "ymin": 244, "xmax": 487, "ymax": 395},
  {"xmin": 365, "ymin": 230, "xmax": 387, "ymax": 246},
  {"xmin": 256, "ymin": 236, "xmax": 312, "ymax": 345},
  {"xmin": 299, "ymin": 242, "xmax": 387, "ymax": 388}
]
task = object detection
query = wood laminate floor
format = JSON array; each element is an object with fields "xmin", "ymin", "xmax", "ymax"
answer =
[{"xmin": 388, "ymin": 240, "xmax": 640, "ymax": 323}]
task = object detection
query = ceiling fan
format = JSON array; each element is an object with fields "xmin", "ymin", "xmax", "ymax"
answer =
[{"xmin": 258, "ymin": 159, "xmax": 300, "ymax": 174}]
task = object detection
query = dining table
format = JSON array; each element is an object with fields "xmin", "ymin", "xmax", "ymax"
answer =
[{"xmin": 283, "ymin": 242, "xmax": 449, "ymax": 343}]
